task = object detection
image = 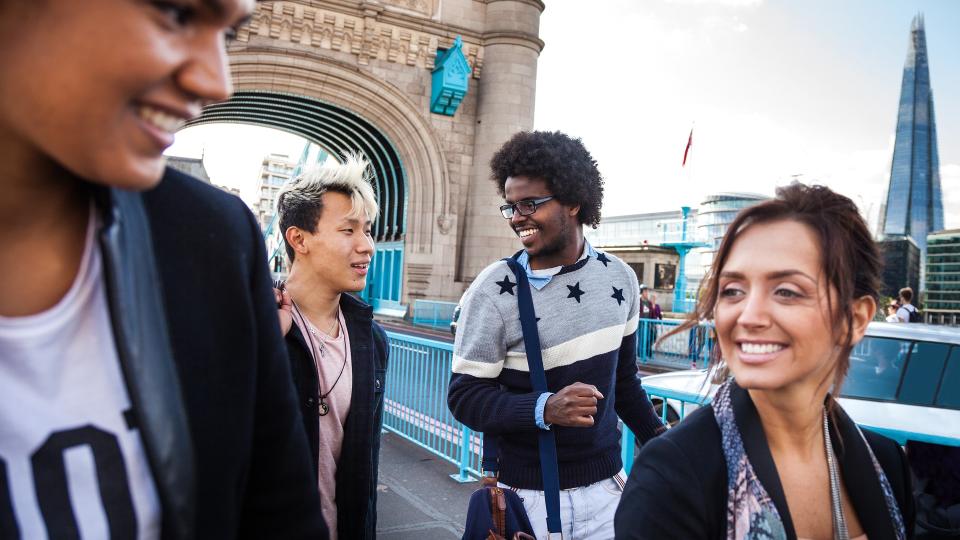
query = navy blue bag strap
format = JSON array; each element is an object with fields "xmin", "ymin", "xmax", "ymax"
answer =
[
  {"xmin": 482, "ymin": 435, "xmax": 499, "ymax": 476},
  {"xmin": 504, "ymin": 257, "xmax": 563, "ymax": 536}
]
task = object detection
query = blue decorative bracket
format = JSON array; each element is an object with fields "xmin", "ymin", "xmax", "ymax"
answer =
[{"xmin": 431, "ymin": 36, "xmax": 470, "ymax": 116}]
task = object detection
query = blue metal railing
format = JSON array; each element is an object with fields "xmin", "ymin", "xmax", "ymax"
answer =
[
  {"xmin": 383, "ymin": 331, "xmax": 481, "ymax": 482},
  {"xmin": 385, "ymin": 328, "xmax": 960, "ymax": 486},
  {"xmin": 411, "ymin": 300, "xmax": 458, "ymax": 330},
  {"xmin": 637, "ymin": 319, "xmax": 713, "ymax": 370},
  {"xmin": 383, "ymin": 327, "xmax": 714, "ymax": 483},
  {"xmin": 620, "ymin": 386, "xmax": 712, "ymax": 475}
]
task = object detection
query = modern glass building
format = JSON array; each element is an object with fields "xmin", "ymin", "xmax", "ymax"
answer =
[
  {"xmin": 697, "ymin": 192, "xmax": 768, "ymax": 256},
  {"xmin": 878, "ymin": 236, "xmax": 921, "ymax": 301},
  {"xmin": 879, "ymin": 14, "xmax": 944, "ymax": 263},
  {"xmin": 586, "ymin": 193, "xmax": 767, "ymax": 312},
  {"xmin": 925, "ymin": 230, "xmax": 960, "ymax": 326},
  {"xmin": 584, "ymin": 209, "xmax": 699, "ymax": 248}
]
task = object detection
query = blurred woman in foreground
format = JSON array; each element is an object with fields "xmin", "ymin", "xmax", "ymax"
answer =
[
  {"xmin": 615, "ymin": 184, "xmax": 914, "ymax": 540},
  {"xmin": 0, "ymin": 1, "xmax": 326, "ymax": 536}
]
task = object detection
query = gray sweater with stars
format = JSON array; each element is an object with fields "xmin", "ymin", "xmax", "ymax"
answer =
[{"xmin": 447, "ymin": 251, "xmax": 665, "ymax": 490}]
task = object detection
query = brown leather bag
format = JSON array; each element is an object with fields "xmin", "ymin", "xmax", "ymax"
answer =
[
  {"xmin": 462, "ymin": 477, "xmax": 536, "ymax": 540},
  {"xmin": 477, "ymin": 477, "xmax": 535, "ymax": 540}
]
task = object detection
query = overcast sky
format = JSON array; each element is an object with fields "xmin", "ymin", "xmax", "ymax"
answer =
[{"xmin": 168, "ymin": 0, "xmax": 959, "ymax": 230}]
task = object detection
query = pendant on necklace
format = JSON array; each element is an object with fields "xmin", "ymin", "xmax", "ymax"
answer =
[{"xmin": 319, "ymin": 399, "xmax": 330, "ymax": 416}]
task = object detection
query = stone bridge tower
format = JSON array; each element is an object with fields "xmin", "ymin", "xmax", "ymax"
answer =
[{"xmin": 188, "ymin": 0, "xmax": 544, "ymax": 311}]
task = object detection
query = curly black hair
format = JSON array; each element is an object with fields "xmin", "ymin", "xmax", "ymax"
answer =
[{"xmin": 489, "ymin": 131, "xmax": 604, "ymax": 228}]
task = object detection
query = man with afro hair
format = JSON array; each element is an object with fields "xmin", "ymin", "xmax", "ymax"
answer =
[{"xmin": 448, "ymin": 131, "xmax": 665, "ymax": 538}]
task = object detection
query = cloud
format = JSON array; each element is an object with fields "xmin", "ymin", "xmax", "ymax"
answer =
[
  {"xmin": 701, "ymin": 15, "xmax": 750, "ymax": 33},
  {"xmin": 664, "ymin": 0, "xmax": 763, "ymax": 7},
  {"xmin": 942, "ymin": 164, "xmax": 960, "ymax": 229}
]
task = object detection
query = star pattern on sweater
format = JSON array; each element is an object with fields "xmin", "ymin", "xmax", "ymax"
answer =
[
  {"xmin": 611, "ymin": 286, "xmax": 625, "ymax": 305},
  {"xmin": 567, "ymin": 282, "xmax": 585, "ymax": 303},
  {"xmin": 596, "ymin": 252, "xmax": 610, "ymax": 267},
  {"xmin": 495, "ymin": 275, "xmax": 516, "ymax": 295}
]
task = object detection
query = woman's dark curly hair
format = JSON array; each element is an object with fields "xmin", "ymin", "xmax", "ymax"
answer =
[{"xmin": 489, "ymin": 131, "xmax": 604, "ymax": 228}]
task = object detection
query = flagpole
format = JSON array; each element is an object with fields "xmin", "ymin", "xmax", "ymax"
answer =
[{"xmin": 678, "ymin": 123, "xmax": 695, "ymax": 313}]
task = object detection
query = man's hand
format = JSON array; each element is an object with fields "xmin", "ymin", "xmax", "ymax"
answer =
[
  {"xmin": 544, "ymin": 383, "xmax": 604, "ymax": 427},
  {"xmin": 275, "ymin": 287, "xmax": 293, "ymax": 336}
]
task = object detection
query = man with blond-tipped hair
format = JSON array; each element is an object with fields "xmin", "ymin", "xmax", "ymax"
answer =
[{"xmin": 274, "ymin": 154, "xmax": 389, "ymax": 540}]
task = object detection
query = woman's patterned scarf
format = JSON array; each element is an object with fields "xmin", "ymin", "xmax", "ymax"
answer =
[{"xmin": 712, "ymin": 380, "xmax": 906, "ymax": 540}]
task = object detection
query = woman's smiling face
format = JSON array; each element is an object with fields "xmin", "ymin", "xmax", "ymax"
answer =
[
  {"xmin": 0, "ymin": 0, "xmax": 254, "ymax": 190},
  {"xmin": 714, "ymin": 219, "xmax": 841, "ymax": 395}
]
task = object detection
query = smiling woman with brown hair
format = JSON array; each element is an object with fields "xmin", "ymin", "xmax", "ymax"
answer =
[
  {"xmin": 0, "ymin": 1, "xmax": 326, "ymax": 537},
  {"xmin": 615, "ymin": 183, "xmax": 915, "ymax": 540}
]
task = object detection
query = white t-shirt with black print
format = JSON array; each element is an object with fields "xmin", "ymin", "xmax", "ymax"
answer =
[{"xmin": 0, "ymin": 207, "xmax": 161, "ymax": 539}]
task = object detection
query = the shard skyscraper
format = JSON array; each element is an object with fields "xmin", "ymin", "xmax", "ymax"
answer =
[{"xmin": 879, "ymin": 14, "xmax": 944, "ymax": 261}]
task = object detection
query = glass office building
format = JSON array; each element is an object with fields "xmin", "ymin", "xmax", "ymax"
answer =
[
  {"xmin": 878, "ymin": 236, "xmax": 921, "ymax": 301},
  {"xmin": 697, "ymin": 192, "xmax": 768, "ymax": 256},
  {"xmin": 585, "ymin": 209, "xmax": 697, "ymax": 248},
  {"xmin": 925, "ymin": 230, "xmax": 960, "ymax": 326},
  {"xmin": 879, "ymin": 14, "xmax": 944, "ymax": 261}
]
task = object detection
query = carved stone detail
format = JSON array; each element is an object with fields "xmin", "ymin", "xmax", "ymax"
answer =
[
  {"xmin": 436, "ymin": 214, "xmax": 451, "ymax": 235},
  {"xmin": 379, "ymin": 0, "xmax": 438, "ymax": 18},
  {"xmin": 238, "ymin": 2, "xmax": 484, "ymax": 77},
  {"xmin": 404, "ymin": 263, "xmax": 435, "ymax": 299}
]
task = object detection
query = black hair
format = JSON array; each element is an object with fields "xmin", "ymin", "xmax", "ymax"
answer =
[{"xmin": 489, "ymin": 131, "xmax": 604, "ymax": 228}]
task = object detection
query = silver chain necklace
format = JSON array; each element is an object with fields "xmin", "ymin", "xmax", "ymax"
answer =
[
  {"xmin": 292, "ymin": 301, "xmax": 347, "ymax": 417},
  {"xmin": 824, "ymin": 409, "xmax": 849, "ymax": 540}
]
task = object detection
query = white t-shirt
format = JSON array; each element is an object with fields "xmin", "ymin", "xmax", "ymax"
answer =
[
  {"xmin": 0, "ymin": 207, "xmax": 161, "ymax": 539},
  {"xmin": 896, "ymin": 303, "xmax": 917, "ymax": 323}
]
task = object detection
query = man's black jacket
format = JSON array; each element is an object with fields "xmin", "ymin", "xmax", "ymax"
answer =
[
  {"xmin": 92, "ymin": 168, "xmax": 327, "ymax": 538},
  {"xmin": 285, "ymin": 293, "xmax": 388, "ymax": 540}
]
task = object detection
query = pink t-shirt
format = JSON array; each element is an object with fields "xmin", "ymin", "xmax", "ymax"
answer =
[{"xmin": 293, "ymin": 308, "xmax": 352, "ymax": 540}]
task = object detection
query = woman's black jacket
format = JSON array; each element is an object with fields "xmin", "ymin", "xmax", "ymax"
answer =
[
  {"xmin": 94, "ymin": 168, "xmax": 327, "ymax": 538},
  {"xmin": 615, "ymin": 383, "xmax": 915, "ymax": 540}
]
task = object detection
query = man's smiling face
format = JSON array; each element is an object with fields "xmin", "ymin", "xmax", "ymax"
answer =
[{"xmin": 503, "ymin": 175, "xmax": 580, "ymax": 269}]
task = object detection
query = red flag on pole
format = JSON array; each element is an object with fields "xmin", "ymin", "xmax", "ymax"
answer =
[{"xmin": 682, "ymin": 128, "xmax": 693, "ymax": 167}]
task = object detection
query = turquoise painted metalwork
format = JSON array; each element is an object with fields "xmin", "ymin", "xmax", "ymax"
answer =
[
  {"xmin": 382, "ymin": 331, "xmax": 481, "ymax": 482},
  {"xmin": 363, "ymin": 242, "xmax": 406, "ymax": 317},
  {"xmin": 431, "ymin": 36, "xmax": 470, "ymax": 116},
  {"xmin": 381, "ymin": 326, "xmax": 714, "ymax": 484},
  {"xmin": 382, "ymin": 324, "xmax": 960, "ymax": 487},
  {"xmin": 637, "ymin": 319, "xmax": 714, "ymax": 370},
  {"xmin": 411, "ymin": 300, "xmax": 458, "ymax": 330},
  {"xmin": 660, "ymin": 206, "xmax": 709, "ymax": 313}
]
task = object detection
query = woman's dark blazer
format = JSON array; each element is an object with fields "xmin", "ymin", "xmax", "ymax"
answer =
[
  {"xmin": 614, "ymin": 383, "xmax": 915, "ymax": 540},
  {"xmin": 103, "ymin": 168, "xmax": 327, "ymax": 538}
]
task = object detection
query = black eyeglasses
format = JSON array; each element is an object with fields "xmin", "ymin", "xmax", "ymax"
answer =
[{"xmin": 499, "ymin": 196, "xmax": 554, "ymax": 219}]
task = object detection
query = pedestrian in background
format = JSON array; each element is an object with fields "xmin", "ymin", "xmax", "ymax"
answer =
[
  {"xmin": 648, "ymin": 291, "xmax": 663, "ymax": 361},
  {"xmin": 886, "ymin": 302, "xmax": 902, "ymax": 322},
  {"xmin": 274, "ymin": 155, "xmax": 389, "ymax": 540},
  {"xmin": 639, "ymin": 285, "xmax": 657, "ymax": 357},
  {"xmin": 0, "ymin": 0, "xmax": 327, "ymax": 538},
  {"xmin": 896, "ymin": 287, "xmax": 922, "ymax": 323},
  {"xmin": 615, "ymin": 184, "xmax": 914, "ymax": 539},
  {"xmin": 649, "ymin": 292, "xmax": 663, "ymax": 320},
  {"xmin": 448, "ymin": 131, "xmax": 665, "ymax": 539}
]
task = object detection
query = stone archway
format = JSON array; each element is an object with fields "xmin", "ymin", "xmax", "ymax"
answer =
[
  {"xmin": 188, "ymin": 0, "xmax": 544, "ymax": 308},
  {"xmin": 190, "ymin": 91, "xmax": 408, "ymax": 242},
  {"xmin": 191, "ymin": 46, "xmax": 459, "ymax": 309},
  {"xmin": 226, "ymin": 48, "xmax": 453, "ymax": 254}
]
